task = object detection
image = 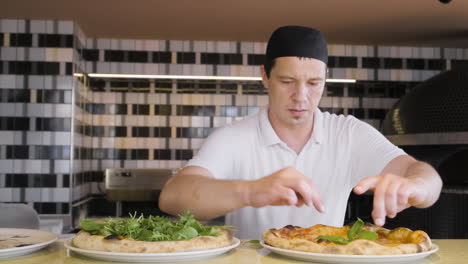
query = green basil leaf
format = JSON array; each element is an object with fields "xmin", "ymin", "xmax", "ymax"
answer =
[
  {"xmin": 247, "ymin": 239, "xmax": 260, "ymax": 244},
  {"xmin": 81, "ymin": 219, "xmax": 102, "ymax": 232},
  {"xmin": 175, "ymin": 226, "xmax": 198, "ymax": 240},
  {"xmin": 348, "ymin": 218, "xmax": 364, "ymax": 241},
  {"xmin": 316, "ymin": 235, "xmax": 350, "ymax": 245},
  {"xmin": 356, "ymin": 231, "xmax": 378, "ymax": 241}
]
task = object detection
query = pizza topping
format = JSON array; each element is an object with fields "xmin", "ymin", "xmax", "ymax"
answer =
[
  {"xmin": 80, "ymin": 210, "xmax": 231, "ymax": 242},
  {"xmin": 316, "ymin": 218, "xmax": 378, "ymax": 245}
]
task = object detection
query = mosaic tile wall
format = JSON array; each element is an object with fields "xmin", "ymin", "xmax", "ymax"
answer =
[{"xmin": 2, "ymin": 18, "xmax": 468, "ymax": 229}]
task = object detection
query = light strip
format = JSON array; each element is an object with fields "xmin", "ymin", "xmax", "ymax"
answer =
[{"xmin": 82, "ymin": 73, "xmax": 356, "ymax": 83}]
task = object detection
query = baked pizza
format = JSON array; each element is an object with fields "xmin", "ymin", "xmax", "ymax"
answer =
[
  {"xmin": 262, "ymin": 218, "xmax": 432, "ymax": 255},
  {"xmin": 72, "ymin": 211, "xmax": 234, "ymax": 253}
]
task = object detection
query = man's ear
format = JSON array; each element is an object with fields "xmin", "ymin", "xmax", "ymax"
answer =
[{"xmin": 260, "ymin": 65, "xmax": 269, "ymax": 89}]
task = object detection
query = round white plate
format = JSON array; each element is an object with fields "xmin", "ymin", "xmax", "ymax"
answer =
[
  {"xmin": 0, "ymin": 228, "xmax": 58, "ymax": 259},
  {"xmin": 260, "ymin": 240, "xmax": 439, "ymax": 263},
  {"xmin": 65, "ymin": 237, "xmax": 240, "ymax": 262}
]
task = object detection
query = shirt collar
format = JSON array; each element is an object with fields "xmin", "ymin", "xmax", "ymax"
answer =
[{"xmin": 258, "ymin": 107, "xmax": 324, "ymax": 147}]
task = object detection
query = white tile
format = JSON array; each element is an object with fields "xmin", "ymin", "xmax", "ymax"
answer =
[
  {"xmin": 25, "ymin": 188, "xmax": 41, "ymax": 202},
  {"xmin": 53, "ymin": 188, "xmax": 70, "ymax": 202},
  {"xmin": 110, "ymin": 39, "xmax": 120, "ymax": 50},
  {"xmin": 45, "ymin": 48, "xmax": 73, "ymax": 62},
  {"xmin": 216, "ymin": 41, "xmax": 231, "ymax": 53},
  {"xmin": 97, "ymin": 38, "xmax": 111, "ymax": 49},
  {"xmin": 97, "ymin": 62, "xmax": 111, "ymax": 73},
  {"xmin": 121, "ymin": 39, "xmax": 135, "ymax": 50},
  {"xmin": 56, "ymin": 76, "xmax": 73, "ymax": 90},
  {"xmin": 1, "ymin": 19, "xmax": 24, "ymax": 33},
  {"xmin": 329, "ymin": 44, "xmax": 346, "ymax": 56},
  {"xmin": 168, "ymin": 64, "xmax": 183, "ymax": 75},
  {"xmin": 377, "ymin": 69, "xmax": 391, "ymax": 81},
  {"xmin": 354, "ymin": 45, "xmax": 369, "ymax": 57},
  {"xmin": 0, "ymin": 131, "xmax": 14, "ymax": 145},
  {"xmin": 169, "ymin": 40, "xmax": 184, "ymax": 52},
  {"xmin": 193, "ymin": 41, "xmax": 207, "ymax": 52},
  {"xmin": 29, "ymin": 48, "xmax": 46, "ymax": 61},
  {"xmin": 377, "ymin": 46, "xmax": 391, "ymax": 57},
  {"xmin": 30, "ymin": 20, "xmax": 46, "ymax": 33},
  {"xmin": 1, "ymin": 47, "xmax": 18, "ymax": 61},
  {"xmin": 44, "ymin": 20, "xmax": 54, "ymax": 34},
  {"xmin": 206, "ymin": 41, "xmax": 216, "ymax": 53},
  {"xmin": 0, "ymin": 103, "xmax": 16, "ymax": 116},
  {"xmin": 0, "ymin": 188, "xmax": 13, "ymax": 201},
  {"xmin": 58, "ymin": 21, "xmax": 74, "ymax": 34},
  {"xmin": 240, "ymin": 42, "xmax": 254, "ymax": 53},
  {"xmin": 253, "ymin": 42, "xmax": 266, "ymax": 54}
]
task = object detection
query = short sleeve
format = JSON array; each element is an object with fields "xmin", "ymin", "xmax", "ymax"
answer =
[
  {"xmin": 185, "ymin": 126, "xmax": 236, "ymax": 180},
  {"xmin": 350, "ymin": 119, "xmax": 406, "ymax": 186}
]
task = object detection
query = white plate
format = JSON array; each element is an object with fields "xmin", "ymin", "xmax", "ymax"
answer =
[
  {"xmin": 260, "ymin": 240, "xmax": 439, "ymax": 263},
  {"xmin": 0, "ymin": 228, "xmax": 58, "ymax": 259},
  {"xmin": 65, "ymin": 237, "xmax": 240, "ymax": 262}
]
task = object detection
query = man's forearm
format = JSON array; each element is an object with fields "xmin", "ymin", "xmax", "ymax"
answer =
[
  {"xmin": 159, "ymin": 173, "xmax": 248, "ymax": 220},
  {"xmin": 405, "ymin": 161, "xmax": 443, "ymax": 208}
]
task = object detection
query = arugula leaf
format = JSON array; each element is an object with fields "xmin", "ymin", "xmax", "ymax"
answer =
[
  {"xmin": 348, "ymin": 218, "xmax": 364, "ymax": 240},
  {"xmin": 356, "ymin": 231, "xmax": 378, "ymax": 241},
  {"xmin": 79, "ymin": 210, "xmax": 230, "ymax": 242},
  {"xmin": 316, "ymin": 235, "xmax": 350, "ymax": 245}
]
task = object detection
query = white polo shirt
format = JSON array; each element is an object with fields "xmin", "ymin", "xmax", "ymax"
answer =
[{"xmin": 186, "ymin": 108, "xmax": 405, "ymax": 239}]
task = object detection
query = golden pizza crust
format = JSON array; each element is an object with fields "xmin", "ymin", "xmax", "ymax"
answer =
[
  {"xmin": 72, "ymin": 228, "xmax": 233, "ymax": 253},
  {"xmin": 262, "ymin": 224, "xmax": 432, "ymax": 255}
]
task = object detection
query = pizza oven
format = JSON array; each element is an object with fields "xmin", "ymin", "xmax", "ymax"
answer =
[{"xmin": 104, "ymin": 168, "xmax": 176, "ymax": 217}]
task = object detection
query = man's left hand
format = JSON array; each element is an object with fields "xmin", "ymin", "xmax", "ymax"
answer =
[{"xmin": 353, "ymin": 174, "xmax": 428, "ymax": 226}]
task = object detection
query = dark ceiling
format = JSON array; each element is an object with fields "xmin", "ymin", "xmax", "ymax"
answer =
[{"xmin": 2, "ymin": 0, "xmax": 468, "ymax": 47}]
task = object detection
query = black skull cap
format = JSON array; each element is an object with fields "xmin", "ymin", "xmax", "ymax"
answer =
[{"xmin": 266, "ymin": 25, "xmax": 328, "ymax": 64}]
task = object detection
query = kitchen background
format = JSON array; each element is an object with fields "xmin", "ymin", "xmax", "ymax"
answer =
[{"xmin": 0, "ymin": 18, "xmax": 467, "ymax": 238}]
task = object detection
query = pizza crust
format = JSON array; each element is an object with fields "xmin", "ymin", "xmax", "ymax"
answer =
[
  {"xmin": 262, "ymin": 225, "xmax": 432, "ymax": 255},
  {"xmin": 72, "ymin": 228, "xmax": 233, "ymax": 253}
]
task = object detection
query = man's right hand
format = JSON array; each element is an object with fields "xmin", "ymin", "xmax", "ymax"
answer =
[{"xmin": 245, "ymin": 167, "xmax": 325, "ymax": 213}]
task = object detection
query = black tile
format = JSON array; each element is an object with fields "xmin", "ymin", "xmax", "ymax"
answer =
[
  {"xmin": 368, "ymin": 109, "xmax": 387, "ymax": 119},
  {"xmin": 132, "ymin": 127, "xmax": 150, "ymax": 137},
  {"xmin": 154, "ymin": 105, "xmax": 172, "ymax": 115},
  {"xmin": 222, "ymin": 53, "xmax": 242, "ymax": 65},
  {"xmin": 37, "ymin": 90, "xmax": 63, "ymax": 104},
  {"xmin": 8, "ymin": 61, "xmax": 32, "ymax": 75},
  {"xmin": 0, "ymin": 60, "xmax": 3, "ymax": 74},
  {"xmin": 152, "ymin": 51, "xmax": 172, "ymax": 63},
  {"xmin": 348, "ymin": 108, "xmax": 365, "ymax": 119},
  {"xmin": 83, "ymin": 49, "xmax": 100, "ymax": 61},
  {"xmin": 104, "ymin": 50, "xmax": 125, "ymax": 62},
  {"xmin": 5, "ymin": 174, "xmax": 28, "ymax": 187},
  {"xmin": 66, "ymin": 62, "xmax": 73, "ymax": 75},
  {"xmin": 110, "ymin": 126, "xmax": 127, "ymax": 137},
  {"xmin": 6, "ymin": 145, "xmax": 29, "ymax": 159},
  {"xmin": 131, "ymin": 149, "xmax": 149, "ymax": 160},
  {"xmin": 34, "ymin": 202, "xmax": 57, "ymax": 214},
  {"xmin": 201, "ymin": 53, "xmax": 220, "ymax": 64},
  {"xmin": 36, "ymin": 118, "xmax": 71, "ymax": 132},
  {"xmin": 63, "ymin": 174, "xmax": 70, "ymax": 187},
  {"xmin": 0, "ymin": 117, "xmax": 30, "ymax": 131},
  {"xmin": 248, "ymin": 54, "xmax": 265, "ymax": 65},
  {"xmin": 113, "ymin": 104, "xmax": 128, "ymax": 115},
  {"xmin": 132, "ymin": 104, "xmax": 150, "ymax": 115},
  {"xmin": 427, "ymin": 59, "xmax": 446, "ymax": 70},
  {"xmin": 326, "ymin": 84, "xmax": 344, "ymax": 96},
  {"xmin": 92, "ymin": 126, "xmax": 105, "ymax": 137},
  {"xmin": 362, "ymin": 57, "xmax": 380, "ymax": 68},
  {"xmin": 0, "ymin": 33, "xmax": 3, "ymax": 46},
  {"xmin": 176, "ymin": 127, "xmax": 206, "ymax": 138},
  {"xmin": 88, "ymin": 103, "xmax": 105, "ymax": 114},
  {"xmin": 154, "ymin": 149, "xmax": 171, "ymax": 160},
  {"xmin": 33, "ymin": 146, "xmax": 70, "ymax": 160},
  {"xmin": 154, "ymin": 127, "xmax": 171, "ymax": 137},
  {"xmin": 198, "ymin": 83, "xmax": 217, "ymax": 94},
  {"xmin": 10, "ymin": 33, "xmax": 32, "ymax": 47},
  {"xmin": 92, "ymin": 149, "xmax": 106, "ymax": 159},
  {"xmin": 177, "ymin": 52, "xmax": 196, "ymax": 64},
  {"xmin": 327, "ymin": 56, "xmax": 337, "ymax": 68},
  {"xmin": 112, "ymin": 149, "xmax": 128, "ymax": 160},
  {"xmin": 32, "ymin": 174, "xmax": 57, "ymax": 188},
  {"xmin": 321, "ymin": 108, "xmax": 344, "ymax": 115},
  {"xmin": 177, "ymin": 105, "xmax": 202, "ymax": 116},
  {"xmin": 89, "ymin": 79, "xmax": 106, "ymax": 91},
  {"xmin": 220, "ymin": 83, "xmax": 237, "ymax": 93},
  {"xmin": 367, "ymin": 86, "xmax": 387, "ymax": 97},
  {"xmin": 348, "ymin": 83, "xmax": 365, "ymax": 97},
  {"xmin": 383, "ymin": 58, "xmax": 403, "ymax": 69},
  {"xmin": 176, "ymin": 149, "xmax": 193, "ymax": 160},
  {"xmin": 128, "ymin": 51, "xmax": 148, "ymax": 63},
  {"xmin": 451, "ymin": 60, "xmax": 468, "ymax": 70},
  {"xmin": 337, "ymin": 56, "xmax": 357, "ymax": 68},
  {"xmin": 406, "ymin": 59, "xmax": 425, "ymax": 70},
  {"xmin": 154, "ymin": 81, "xmax": 172, "ymax": 93},
  {"xmin": 38, "ymin": 34, "xmax": 72, "ymax": 48},
  {"xmin": 242, "ymin": 83, "xmax": 266, "ymax": 94},
  {"xmin": 5, "ymin": 89, "xmax": 30, "ymax": 103},
  {"xmin": 36, "ymin": 62, "xmax": 60, "ymax": 75}
]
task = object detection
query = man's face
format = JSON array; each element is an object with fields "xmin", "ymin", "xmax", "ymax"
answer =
[{"xmin": 261, "ymin": 56, "xmax": 326, "ymax": 128}]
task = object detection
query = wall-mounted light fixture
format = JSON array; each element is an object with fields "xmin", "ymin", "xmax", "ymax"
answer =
[{"xmin": 74, "ymin": 73, "xmax": 356, "ymax": 83}]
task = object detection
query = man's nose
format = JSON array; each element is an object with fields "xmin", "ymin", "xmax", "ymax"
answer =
[{"xmin": 292, "ymin": 83, "xmax": 308, "ymax": 102}]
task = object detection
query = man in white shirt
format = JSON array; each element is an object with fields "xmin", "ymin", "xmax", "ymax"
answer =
[{"xmin": 159, "ymin": 26, "xmax": 442, "ymax": 239}]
